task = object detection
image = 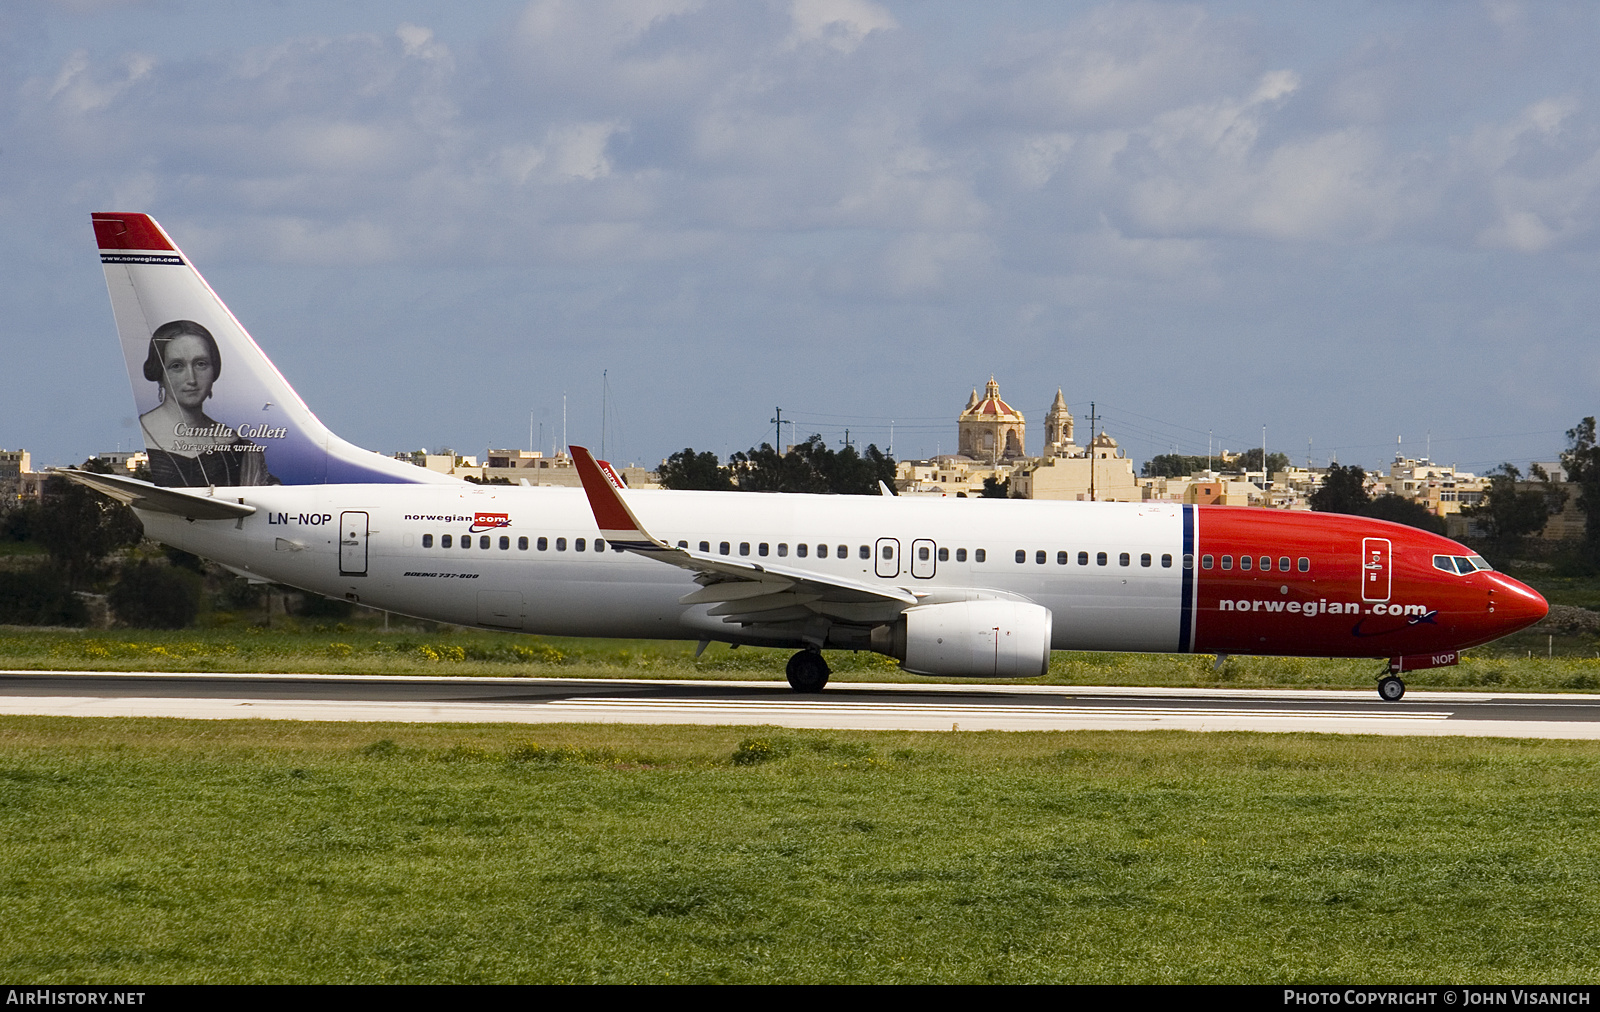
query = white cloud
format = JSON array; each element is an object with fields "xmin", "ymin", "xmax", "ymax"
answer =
[{"xmin": 786, "ymin": 0, "xmax": 897, "ymax": 54}]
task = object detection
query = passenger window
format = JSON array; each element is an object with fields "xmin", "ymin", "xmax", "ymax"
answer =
[
  {"xmin": 518, "ymin": 536, "xmax": 528, "ymax": 550},
  {"xmin": 975, "ymin": 549, "xmax": 986, "ymax": 563},
  {"xmin": 422, "ymin": 534, "xmax": 433, "ymax": 548},
  {"xmin": 797, "ymin": 544, "xmax": 808, "ymax": 558},
  {"xmin": 739, "ymin": 543, "xmax": 750, "ymax": 556},
  {"xmin": 885, "ymin": 546, "xmax": 896, "ymax": 560},
  {"xmin": 858, "ymin": 546, "xmax": 869, "ymax": 559},
  {"xmin": 595, "ymin": 539, "xmax": 606, "ymax": 552},
  {"xmin": 1078, "ymin": 551, "xmax": 1088, "ymax": 566},
  {"xmin": 1260, "ymin": 556, "xmax": 1271, "ymax": 571},
  {"xmin": 1015, "ymin": 550, "xmax": 1026, "ymax": 564},
  {"xmin": 1183, "ymin": 553, "xmax": 1194, "ymax": 570},
  {"xmin": 777, "ymin": 544, "xmax": 787, "ymax": 557},
  {"xmin": 1202, "ymin": 554, "xmax": 1214, "ymax": 569},
  {"xmin": 757, "ymin": 543, "xmax": 768, "ymax": 557},
  {"xmin": 462, "ymin": 537, "xmax": 472, "ymax": 550},
  {"xmin": 1119, "ymin": 552, "xmax": 1130, "ymax": 566},
  {"xmin": 1298, "ymin": 557, "xmax": 1309, "ymax": 572},
  {"xmin": 720, "ymin": 542, "xmax": 730, "ymax": 555},
  {"xmin": 938, "ymin": 547, "xmax": 949, "ymax": 562},
  {"xmin": 441, "ymin": 534, "xmax": 453, "ymax": 548},
  {"xmin": 1057, "ymin": 551, "xmax": 1068, "ymax": 565},
  {"xmin": 955, "ymin": 548, "xmax": 967, "ymax": 562},
  {"xmin": 677, "ymin": 540, "xmax": 688, "ymax": 549},
  {"xmin": 818, "ymin": 544, "xmax": 829, "ymax": 558},
  {"xmin": 699, "ymin": 541, "xmax": 709, "ymax": 553},
  {"xmin": 1141, "ymin": 553, "xmax": 1151, "ymax": 567},
  {"xmin": 1036, "ymin": 551, "xmax": 1046, "ymax": 565},
  {"xmin": 1240, "ymin": 556, "xmax": 1252, "ymax": 571},
  {"xmin": 499, "ymin": 536, "xmax": 510, "ymax": 550},
  {"xmin": 1220, "ymin": 556, "xmax": 1232, "ymax": 570},
  {"xmin": 1278, "ymin": 557, "xmax": 1290, "ymax": 572},
  {"xmin": 1097, "ymin": 552, "xmax": 1108, "ymax": 566},
  {"xmin": 575, "ymin": 538, "xmax": 586, "ymax": 552},
  {"xmin": 537, "ymin": 537, "xmax": 548, "ymax": 551},
  {"xmin": 556, "ymin": 538, "xmax": 567, "ymax": 551},
  {"xmin": 918, "ymin": 546, "xmax": 929, "ymax": 561},
  {"xmin": 1162, "ymin": 554, "xmax": 1173, "ymax": 568}
]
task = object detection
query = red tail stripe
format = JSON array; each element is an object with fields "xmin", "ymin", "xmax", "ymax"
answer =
[{"xmin": 92, "ymin": 213, "xmax": 174, "ymax": 252}]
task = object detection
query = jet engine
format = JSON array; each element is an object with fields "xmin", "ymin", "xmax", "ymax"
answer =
[{"xmin": 872, "ymin": 600, "xmax": 1053, "ymax": 678}]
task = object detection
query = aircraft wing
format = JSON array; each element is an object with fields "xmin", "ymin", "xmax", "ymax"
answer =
[
  {"xmin": 570, "ymin": 446, "xmax": 916, "ymax": 628},
  {"xmin": 59, "ymin": 469, "xmax": 257, "ymax": 521}
]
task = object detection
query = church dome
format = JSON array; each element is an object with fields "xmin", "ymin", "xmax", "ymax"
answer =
[{"xmin": 959, "ymin": 377, "xmax": 1024, "ymax": 423}]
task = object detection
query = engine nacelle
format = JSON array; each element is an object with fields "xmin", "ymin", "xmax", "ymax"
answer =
[{"xmin": 873, "ymin": 600, "xmax": 1053, "ymax": 678}]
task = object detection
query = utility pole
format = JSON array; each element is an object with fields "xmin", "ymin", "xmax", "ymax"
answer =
[
  {"xmin": 771, "ymin": 407, "xmax": 783, "ymax": 451},
  {"xmin": 1087, "ymin": 401, "xmax": 1098, "ymax": 502},
  {"xmin": 840, "ymin": 428, "xmax": 853, "ymax": 450}
]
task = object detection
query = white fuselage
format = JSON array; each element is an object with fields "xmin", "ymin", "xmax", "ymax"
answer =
[{"xmin": 143, "ymin": 483, "xmax": 1187, "ymax": 651}]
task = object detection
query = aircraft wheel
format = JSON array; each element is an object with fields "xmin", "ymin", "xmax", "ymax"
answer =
[
  {"xmin": 1378, "ymin": 676, "xmax": 1406, "ymax": 702},
  {"xmin": 786, "ymin": 650, "xmax": 830, "ymax": 693}
]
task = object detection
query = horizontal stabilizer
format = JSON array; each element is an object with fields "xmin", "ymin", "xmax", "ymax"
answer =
[{"xmin": 60, "ymin": 469, "xmax": 256, "ymax": 520}]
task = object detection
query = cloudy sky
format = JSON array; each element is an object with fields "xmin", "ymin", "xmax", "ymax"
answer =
[{"xmin": 5, "ymin": 1, "xmax": 1599, "ymax": 476}]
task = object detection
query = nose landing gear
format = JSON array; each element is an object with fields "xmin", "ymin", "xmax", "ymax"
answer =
[
  {"xmin": 786, "ymin": 649, "xmax": 830, "ymax": 693},
  {"xmin": 1378, "ymin": 675, "xmax": 1406, "ymax": 701}
]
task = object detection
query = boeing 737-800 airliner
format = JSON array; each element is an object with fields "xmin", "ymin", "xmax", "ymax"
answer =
[{"xmin": 67, "ymin": 213, "xmax": 1548, "ymax": 699}]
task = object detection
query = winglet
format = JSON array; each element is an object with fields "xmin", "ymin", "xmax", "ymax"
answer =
[{"xmin": 570, "ymin": 446, "xmax": 665, "ymax": 550}]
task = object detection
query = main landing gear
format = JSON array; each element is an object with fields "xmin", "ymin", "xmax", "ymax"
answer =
[
  {"xmin": 786, "ymin": 649, "xmax": 830, "ymax": 693},
  {"xmin": 1378, "ymin": 675, "xmax": 1406, "ymax": 702}
]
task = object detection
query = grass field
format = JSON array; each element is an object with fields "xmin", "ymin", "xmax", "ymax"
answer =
[
  {"xmin": 1, "ymin": 717, "xmax": 1598, "ymax": 983},
  {"xmin": 4, "ymin": 623, "xmax": 1600, "ymax": 692}
]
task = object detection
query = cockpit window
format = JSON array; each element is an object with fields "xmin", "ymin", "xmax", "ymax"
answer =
[
  {"xmin": 1435, "ymin": 554, "xmax": 1491, "ymax": 575},
  {"xmin": 1468, "ymin": 555, "xmax": 1493, "ymax": 572}
]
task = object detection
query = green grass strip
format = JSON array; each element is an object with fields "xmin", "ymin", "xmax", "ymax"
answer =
[{"xmin": 1, "ymin": 716, "xmax": 1598, "ymax": 983}]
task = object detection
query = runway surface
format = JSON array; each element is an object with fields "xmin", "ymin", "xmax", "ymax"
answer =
[{"xmin": 4, "ymin": 670, "xmax": 1600, "ymax": 738}]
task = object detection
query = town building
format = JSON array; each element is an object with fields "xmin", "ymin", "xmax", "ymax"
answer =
[
  {"xmin": 394, "ymin": 447, "xmax": 659, "ymax": 488},
  {"xmin": 1373, "ymin": 455, "xmax": 1486, "ymax": 517},
  {"xmin": 1, "ymin": 450, "xmax": 30, "ymax": 501},
  {"xmin": 897, "ymin": 378, "xmax": 1138, "ymax": 501}
]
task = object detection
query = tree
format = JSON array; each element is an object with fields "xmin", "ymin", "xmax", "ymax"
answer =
[
  {"xmin": 658, "ymin": 448, "xmax": 734, "ymax": 491},
  {"xmin": 1231, "ymin": 448, "xmax": 1290, "ymax": 475},
  {"xmin": 108, "ymin": 561, "xmax": 201, "ymax": 629},
  {"xmin": 1309, "ymin": 464, "xmax": 1370, "ymax": 515},
  {"xmin": 1310, "ymin": 464, "xmax": 1445, "ymax": 534},
  {"xmin": 1561, "ymin": 417, "xmax": 1600, "ymax": 566},
  {"xmin": 979, "ymin": 476, "xmax": 1009, "ymax": 498},
  {"xmin": 729, "ymin": 435, "xmax": 895, "ymax": 495},
  {"xmin": 1467, "ymin": 464, "xmax": 1554, "ymax": 547},
  {"xmin": 1142, "ymin": 454, "xmax": 1212, "ymax": 478},
  {"xmin": 35, "ymin": 472, "xmax": 144, "ymax": 587},
  {"xmin": 1364, "ymin": 494, "xmax": 1446, "ymax": 535}
]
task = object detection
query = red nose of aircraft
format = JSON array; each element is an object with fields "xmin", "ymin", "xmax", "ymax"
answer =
[{"xmin": 1487, "ymin": 572, "xmax": 1549, "ymax": 638}]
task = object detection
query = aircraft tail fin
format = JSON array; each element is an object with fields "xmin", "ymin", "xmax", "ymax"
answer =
[{"xmin": 92, "ymin": 213, "xmax": 454, "ymax": 488}]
